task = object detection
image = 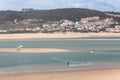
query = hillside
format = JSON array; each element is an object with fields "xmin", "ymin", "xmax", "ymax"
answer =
[
  {"xmin": 0, "ymin": 8, "xmax": 110, "ymax": 23},
  {"xmin": 105, "ymin": 12, "xmax": 120, "ymax": 23}
]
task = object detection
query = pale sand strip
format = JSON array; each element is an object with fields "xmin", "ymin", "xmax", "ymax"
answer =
[
  {"xmin": 0, "ymin": 48, "xmax": 70, "ymax": 53},
  {"xmin": 0, "ymin": 32, "xmax": 120, "ymax": 39},
  {"xmin": 0, "ymin": 68, "xmax": 120, "ymax": 80}
]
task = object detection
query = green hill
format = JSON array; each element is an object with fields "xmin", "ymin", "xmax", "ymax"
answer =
[{"xmin": 0, "ymin": 8, "xmax": 119, "ymax": 23}]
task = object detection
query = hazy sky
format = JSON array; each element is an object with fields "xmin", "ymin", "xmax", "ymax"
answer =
[{"xmin": 0, "ymin": 0, "xmax": 119, "ymax": 12}]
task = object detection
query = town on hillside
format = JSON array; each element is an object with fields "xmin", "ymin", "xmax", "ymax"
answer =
[{"xmin": 0, "ymin": 16, "xmax": 119, "ymax": 33}]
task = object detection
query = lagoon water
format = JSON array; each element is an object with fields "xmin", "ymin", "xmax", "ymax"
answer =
[{"xmin": 0, "ymin": 39, "xmax": 120, "ymax": 73}]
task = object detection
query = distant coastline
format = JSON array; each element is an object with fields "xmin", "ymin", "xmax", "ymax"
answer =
[{"xmin": 0, "ymin": 32, "xmax": 120, "ymax": 40}]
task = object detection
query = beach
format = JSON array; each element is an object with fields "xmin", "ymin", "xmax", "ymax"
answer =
[
  {"xmin": 0, "ymin": 32, "xmax": 120, "ymax": 39},
  {"xmin": 0, "ymin": 32, "xmax": 120, "ymax": 80},
  {"xmin": 0, "ymin": 68, "xmax": 120, "ymax": 80}
]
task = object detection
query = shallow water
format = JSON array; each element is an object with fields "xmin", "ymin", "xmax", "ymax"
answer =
[{"xmin": 0, "ymin": 39, "xmax": 120, "ymax": 73}]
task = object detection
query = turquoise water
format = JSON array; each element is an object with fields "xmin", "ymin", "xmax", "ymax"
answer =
[{"xmin": 0, "ymin": 39, "xmax": 120, "ymax": 73}]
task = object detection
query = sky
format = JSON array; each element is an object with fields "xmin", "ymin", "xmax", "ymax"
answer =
[{"xmin": 0, "ymin": 0, "xmax": 119, "ymax": 12}]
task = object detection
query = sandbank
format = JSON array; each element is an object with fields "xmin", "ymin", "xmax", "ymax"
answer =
[
  {"xmin": 0, "ymin": 68, "xmax": 120, "ymax": 80},
  {"xmin": 0, "ymin": 48, "xmax": 70, "ymax": 53},
  {"xmin": 0, "ymin": 32, "xmax": 120, "ymax": 39}
]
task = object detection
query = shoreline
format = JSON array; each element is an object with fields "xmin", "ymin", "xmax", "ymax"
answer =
[
  {"xmin": 0, "ymin": 32, "xmax": 120, "ymax": 40},
  {"xmin": 0, "ymin": 68, "xmax": 120, "ymax": 80},
  {"xmin": 0, "ymin": 48, "xmax": 70, "ymax": 53}
]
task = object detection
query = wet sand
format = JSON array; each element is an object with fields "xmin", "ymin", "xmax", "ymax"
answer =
[{"xmin": 0, "ymin": 48, "xmax": 70, "ymax": 53}]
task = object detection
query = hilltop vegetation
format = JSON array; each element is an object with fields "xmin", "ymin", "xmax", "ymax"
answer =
[{"xmin": 0, "ymin": 8, "xmax": 111, "ymax": 23}]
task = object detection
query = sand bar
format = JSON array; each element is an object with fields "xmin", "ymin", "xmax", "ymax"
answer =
[
  {"xmin": 0, "ymin": 48, "xmax": 70, "ymax": 53},
  {"xmin": 0, "ymin": 32, "xmax": 120, "ymax": 39},
  {"xmin": 0, "ymin": 68, "xmax": 120, "ymax": 80}
]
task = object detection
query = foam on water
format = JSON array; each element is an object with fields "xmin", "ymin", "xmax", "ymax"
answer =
[
  {"xmin": 90, "ymin": 51, "xmax": 106, "ymax": 54},
  {"xmin": 52, "ymin": 56, "xmax": 78, "ymax": 63},
  {"xmin": 68, "ymin": 62, "xmax": 94, "ymax": 67},
  {"xmin": 52, "ymin": 57, "xmax": 68, "ymax": 62},
  {"xmin": 52, "ymin": 57, "xmax": 94, "ymax": 67},
  {"xmin": 90, "ymin": 50, "xmax": 120, "ymax": 54}
]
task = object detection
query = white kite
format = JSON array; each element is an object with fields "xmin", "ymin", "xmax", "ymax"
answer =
[{"xmin": 17, "ymin": 45, "xmax": 24, "ymax": 51}]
